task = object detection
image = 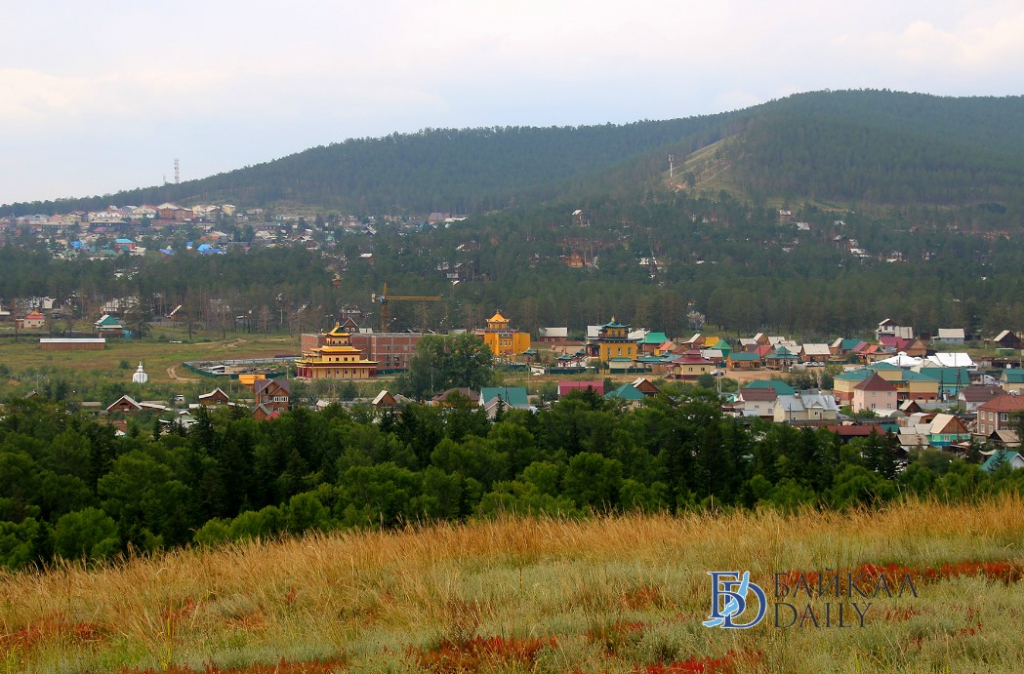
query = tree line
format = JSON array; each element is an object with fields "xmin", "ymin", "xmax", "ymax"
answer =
[{"xmin": 2, "ymin": 392, "xmax": 1022, "ymax": 570}]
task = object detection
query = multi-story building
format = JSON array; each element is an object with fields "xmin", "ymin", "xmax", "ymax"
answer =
[
  {"xmin": 592, "ymin": 317, "xmax": 638, "ymax": 363},
  {"xmin": 479, "ymin": 311, "xmax": 531, "ymax": 358},
  {"xmin": 296, "ymin": 324, "xmax": 378, "ymax": 379}
]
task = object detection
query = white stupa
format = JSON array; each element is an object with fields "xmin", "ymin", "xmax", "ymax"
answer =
[{"xmin": 132, "ymin": 362, "xmax": 149, "ymax": 385}]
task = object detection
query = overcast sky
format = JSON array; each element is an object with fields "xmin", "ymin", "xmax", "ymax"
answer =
[{"xmin": 2, "ymin": 0, "xmax": 1022, "ymax": 205}]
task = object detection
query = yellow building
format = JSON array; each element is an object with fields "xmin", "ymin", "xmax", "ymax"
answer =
[
  {"xmin": 595, "ymin": 317, "xmax": 638, "ymax": 363},
  {"xmin": 296, "ymin": 324, "xmax": 378, "ymax": 379},
  {"xmin": 481, "ymin": 312, "xmax": 531, "ymax": 358}
]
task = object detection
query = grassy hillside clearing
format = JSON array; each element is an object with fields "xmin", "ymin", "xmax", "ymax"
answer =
[{"xmin": 3, "ymin": 497, "xmax": 1024, "ymax": 672}]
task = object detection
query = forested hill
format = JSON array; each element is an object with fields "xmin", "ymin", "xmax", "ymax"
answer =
[
  {"xmin": 5, "ymin": 90, "xmax": 1024, "ymax": 217},
  {"xmin": 1, "ymin": 116, "xmax": 743, "ymax": 217}
]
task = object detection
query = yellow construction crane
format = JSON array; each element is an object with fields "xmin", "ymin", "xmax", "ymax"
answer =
[{"xmin": 372, "ymin": 282, "xmax": 441, "ymax": 332}]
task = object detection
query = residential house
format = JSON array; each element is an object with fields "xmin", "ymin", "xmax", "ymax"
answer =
[
  {"xmin": 1001, "ymin": 369, "xmax": 1024, "ymax": 395},
  {"xmin": 833, "ymin": 369, "xmax": 872, "ymax": 404},
  {"xmin": 558, "ymin": 381, "xmax": 605, "ymax": 399},
  {"xmin": 737, "ymin": 387, "xmax": 777, "ymax": 419},
  {"xmin": 773, "ymin": 392, "xmax": 840, "ymax": 425},
  {"xmin": 993, "ymin": 330, "xmax": 1022, "ymax": 350},
  {"xmin": 480, "ymin": 386, "xmax": 530, "ymax": 417},
  {"xmin": 94, "ymin": 314, "xmax": 124, "ymax": 336},
  {"xmin": 957, "ymin": 385, "xmax": 1005, "ymax": 413},
  {"xmin": 765, "ymin": 345, "xmax": 799, "ymax": 371},
  {"xmin": 743, "ymin": 379, "xmax": 796, "ymax": 396},
  {"xmin": 15, "ymin": 311, "xmax": 45, "ymax": 330},
  {"xmin": 876, "ymin": 319, "xmax": 914, "ymax": 341},
  {"xmin": 851, "ymin": 374, "xmax": 897, "ymax": 414},
  {"xmin": 935, "ymin": 329, "xmax": 966, "ymax": 345},
  {"xmin": 727, "ymin": 352, "xmax": 762, "ymax": 370},
  {"xmin": 981, "ymin": 450, "xmax": 1024, "ymax": 473},
  {"xmin": 431, "ymin": 388, "xmax": 480, "ymax": 406},
  {"xmin": 916, "ymin": 366, "xmax": 972, "ymax": 399},
  {"xmin": 976, "ymin": 395, "xmax": 1024, "ymax": 437},
  {"xmin": 106, "ymin": 395, "xmax": 142, "ymax": 415},
  {"xmin": 479, "ymin": 386, "xmax": 529, "ymax": 408},
  {"xmin": 253, "ymin": 378, "xmax": 290, "ymax": 419},
  {"xmin": 800, "ymin": 344, "xmax": 831, "ymax": 363},
  {"xmin": 638, "ymin": 332, "xmax": 669, "ymax": 356},
  {"xmin": 630, "ymin": 377, "xmax": 662, "ymax": 397},
  {"xmin": 604, "ymin": 383, "xmax": 647, "ymax": 408},
  {"xmin": 198, "ymin": 388, "xmax": 231, "ymax": 406},
  {"xmin": 926, "ymin": 414, "xmax": 971, "ymax": 448},
  {"xmin": 671, "ymin": 354, "xmax": 715, "ymax": 381},
  {"xmin": 537, "ymin": 327, "xmax": 568, "ymax": 343}
]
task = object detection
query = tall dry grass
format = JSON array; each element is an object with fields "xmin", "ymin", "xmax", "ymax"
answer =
[{"xmin": 3, "ymin": 496, "xmax": 1024, "ymax": 672}]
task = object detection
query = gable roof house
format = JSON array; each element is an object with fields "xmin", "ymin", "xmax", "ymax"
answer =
[
  {"xmin": 994, "ymin": 330, "xmax": 1022, "ymax": 349},
  {"xmin": 851, "ymin": 374, "xmax": 898, "ymax": 414},
  {"xmin": 975, "ymin": 395, "xmax": 1024, "ymax": 438},
  {"xmin": 253, "ymin": 378, "xmax": 290, "ymax": 420},
  {"xmin": 1001, "ymin": 369, "xmax": 1024, "ymax": 395},
  {"xmin": 773, "ymin": 392, "xmax": 840, "ymax": 425},
  {"xmin": 926, "ymin": 413, "xmax": 971, "ymax": 448},
  {"xmin": 981, "ymin": 450, "xmax": 1024, "ymax": 473},
  {"xmin": 935, "ymin": 328, "xmax": 966, "ymax": 345},
  {"xmin": 737, "ymin": 387, "xmax": 778, "ymax": 419},
  {"xmin": 957, "ymin": 385, "xmax": 1005, "ymax": 413}
]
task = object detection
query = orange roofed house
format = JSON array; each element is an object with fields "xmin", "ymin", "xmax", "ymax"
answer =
[{"xmin": 296, "ymin": 324, "xmax": 378, "ymax": 379}]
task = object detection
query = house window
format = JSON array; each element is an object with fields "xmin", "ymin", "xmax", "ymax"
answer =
[{"xmin": 1001, "ymin": 413, "xmax": 1009, "ymax": 422}]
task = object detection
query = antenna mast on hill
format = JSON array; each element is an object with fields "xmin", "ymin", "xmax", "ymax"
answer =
[
  {"xmin": 668, "ymin": 154, "xmax": 675, "ymax": 178},
  {"xmin": 174, "ymin": 159, "xmax": 180, "ymax": 185}
]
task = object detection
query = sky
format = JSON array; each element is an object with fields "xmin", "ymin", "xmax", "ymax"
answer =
[{"xmin": 2, "ymin": 0, "xmax": 1023, "ymax": 206}]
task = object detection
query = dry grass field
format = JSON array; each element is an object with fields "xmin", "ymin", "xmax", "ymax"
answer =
[
  {"xmin": 0, "ymin": 328, "xmax": 300, "ymax": 387},
  {"xmin": 3, "ymin": 497, "xmax": 1024, "ymax": 673}
]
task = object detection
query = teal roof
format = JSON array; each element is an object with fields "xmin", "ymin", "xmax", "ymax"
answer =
[
  {"xmin": 836, "ymin": 370, "xmax": 872, "ymax": 382},
  {"xmin": 480, "ymin": 387, "xmax": 529, "ymax": 407},
  {"xmin": 768, "ymin": 346, "xmax": 798, "ymax": 358},
  {"xmin": 1004, "ymin": 369, "xmax": 1024, "ymax": 384},
  {"xmin": 868, "ymin": 362, "xmax": 901, "ymax": 371},
  {"xmin": 604, "ymin": 384, "xmax": 646, "ymax": 401},
  {"xmin": 899, "ymin": 370, "xmax": 933, "ymax": 381},
  {"xmin": 641, "ymin": 332, "xmax": 669, "ymax": 344},
  {"xmin": 841, "ymin": 339, "xmax": 865, "ymax": 351},
  {"xmin": 96, "ymin": 315, "xmax": 123, "ymax": 327},
  {"xmin": 730, "ymin": 352, "xmax": 762, "ymax": 361},
  {"xmin": 917, "ymin": 368, "xmax": 971, "ymax": 386},
  {"xmin": 981, "ymin": 450, "xmax": 1022, "ymax": 473},
  {"xmin": 602, "ymin": 319, "xmax": 629, "ymax": 329},
  {"xmin": 743, "ymin": 380, "xmax": 796, "ymax": 395}
]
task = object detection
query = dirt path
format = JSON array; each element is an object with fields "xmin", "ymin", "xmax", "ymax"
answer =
[{"xmin": 167, "ymin": 366, "xmax": 199, "ymax": 383}]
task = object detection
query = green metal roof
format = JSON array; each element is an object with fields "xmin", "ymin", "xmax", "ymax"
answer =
[
  {"xmin": 729, "ymin": 352, "xmax": 762, "ymax": 361},
  {"xmin": 480, "ymin": 387, "xmax": 529, "ymax": 407},
  {"xmin": 743, "ymin": 380, "xmax": 796, "ymax": 395},
  {"xmin": 641, "ymin": 331, "xmax": 669, "ymax": 344},
  {"xmin": 604, "ymin": 384, "xmax": 646, "ymax": 401}
]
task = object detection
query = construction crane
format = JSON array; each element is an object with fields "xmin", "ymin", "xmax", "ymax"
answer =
[{"xmin": 372, "ymin": 282, "xmax": 441, "ymax": 332}]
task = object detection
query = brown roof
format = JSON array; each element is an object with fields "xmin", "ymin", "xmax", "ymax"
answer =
[
  {"xmin": 978, "ymin": 395, "xmax": 1024, "ymax": 414},
  {"xmin": 853, "ymin": 373, "xmax": 896, "ymax": 392},
  {"xmin": 739, "ymin": 387, "xmax": 778, "ymax": 402},
  {"xmin": 959, "ymin": 385, "xmax": 1005, "ymax": 403}
]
